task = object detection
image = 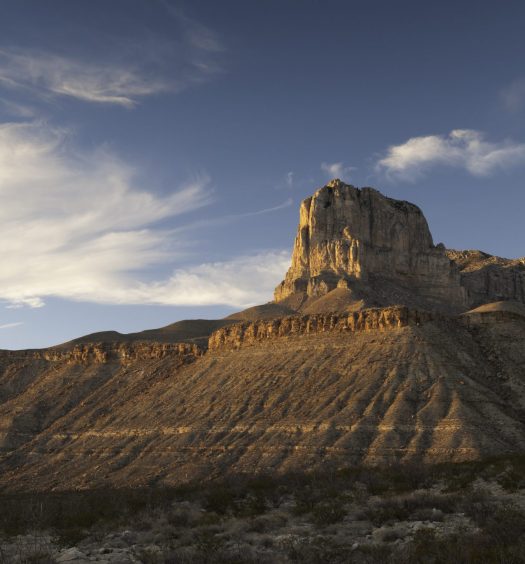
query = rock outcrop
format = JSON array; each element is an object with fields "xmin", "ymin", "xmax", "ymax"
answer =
[
  {"xmin": 209, "ymin": 307, "xmax": 439, "ymax": 350},
  {"xmin": 0, "ymin": 342, "xmax": 203, "ymax": 365},
  {"xmin": 447, "ymin": 249, "xmax": 525, "ymax": 308},
  {"xmin": 274, "ymin": 180, "xmax": 466, "ymax": 313}
]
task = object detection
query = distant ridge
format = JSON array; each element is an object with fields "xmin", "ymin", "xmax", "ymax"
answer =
[{"xmin": 56, "ymin": 319, "xmax": 232, "ymax": 349}]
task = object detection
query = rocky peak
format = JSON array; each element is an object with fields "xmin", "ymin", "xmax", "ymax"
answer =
[{"xmin": 274, "ymin": 180, "xmax": 466, "ymax": 312}]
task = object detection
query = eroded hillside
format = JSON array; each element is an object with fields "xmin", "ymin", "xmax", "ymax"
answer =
[{"xmin": 0, "ymin": 306, "xmax": 524, "ymax": 491}]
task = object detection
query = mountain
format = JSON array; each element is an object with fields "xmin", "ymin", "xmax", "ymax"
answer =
[
  {"xmin": 0, "ymin": 180, "xmax": 524, "ymax": 492},
  {"xmin": 271, "ymin": 179, "xmax": 525, "ymax": 315},
  {"xmin": 274, "ymin": 179, "xmax": 466, "ymax": 313}
]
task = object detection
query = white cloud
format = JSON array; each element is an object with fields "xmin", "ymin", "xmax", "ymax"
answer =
[
  {"xmin": 286, "ymin": 171, "xmax": 294, "ymax": 188},
  {"xmin": 0, "ymin": 322, "xmax": 23, "ymax": 330},
  {"xmin": 0, "ymin": 121, "xmax": 289, "ymax": 309},
  {"xmin": 376, "ymin": 129, "xmax": 525, "ymax": 181},
  {"xmin": 501, "ymin": 78, "xmax": 525, "ymax": 112},
  {"xmin": 97, "ymin": 251, "xmax": 291, "ymax": 308},
  {"xmin": 0, "ymin": 121, "xmax": 211, "ymax": 307},
  {"xmin": 321, "ymin": 161, "xmax": 355, "ymax": 182}
]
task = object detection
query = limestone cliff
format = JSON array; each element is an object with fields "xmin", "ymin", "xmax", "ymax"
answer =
[
  {"xmin": 447, "ymin": 249, "xmax": 525, "ymax": 307},
  {"xmin": 274, "ymin": 180, "xmax": 466, "ymax": 312}
]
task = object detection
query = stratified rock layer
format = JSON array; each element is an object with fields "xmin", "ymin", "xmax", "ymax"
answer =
[
  {"xmin": 209, "ymin": 307, "xmax": 439, "ymax": 350},
  {"xmin": 274, "ymin": 180, "xmax": 466, "ymax": 312}
]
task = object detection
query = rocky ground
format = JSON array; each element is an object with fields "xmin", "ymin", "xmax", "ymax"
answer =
[{"xmin": 1, "ymin": 456, "xmax": 525, "ymax": 563}]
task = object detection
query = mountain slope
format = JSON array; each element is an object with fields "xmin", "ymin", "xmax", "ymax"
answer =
[{"xmin": 0, "ymin": 307, "xmax": 524, "ymax": 491}]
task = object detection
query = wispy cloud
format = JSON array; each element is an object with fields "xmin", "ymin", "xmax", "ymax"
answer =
[
  {"xmin": 0, "ymin": 322, "xmax": 23, "ymax": 330},
  {"xmin": 501, "ymin": 77, "xmax": 525, "ymax": 112},
  {"xmin": 0, "ymin": 121, "xmax": 212, "ymax": 307},
  {"xmin": 376, "ymin": 129, "xmax": 525, "ymax": 181},
  {"xmin": 0, "ymin": 121, "xmax": 289, "ymax": 309},
  {"xmin": 0, "ymin": 13, "xmax": 223, "ymax": 108},
  {"xmin": 0, "ymin": 49, "xmax": 165, "ymax": 107},
  {"xmin": 321, "ymin": 161, "xmax": 355, "ymax": 182},
  {"xmin": 0, "ymin": 97, "xmax": 35, "ymax": 118}
]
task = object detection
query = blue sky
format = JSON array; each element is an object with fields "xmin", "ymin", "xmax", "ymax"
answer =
[{"xmin": 1, "ymin": 0, "xmax": 524, "ymax": 349}]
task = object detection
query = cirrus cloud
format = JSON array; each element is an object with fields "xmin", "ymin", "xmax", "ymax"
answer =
[
  {"xmin": 0, "ymin": 121, "xmax": 289, "ymax": 310},
  {"xmin": 501, "ymin": 77, "xmax": 525, "ymax": 112},
  {"xmin": 0, "ymin": 120, "xmax": 212, "ymax": 307},
  {"xmin": 0, "ymin": 10, "xmax": 223, "ymax": 109}
]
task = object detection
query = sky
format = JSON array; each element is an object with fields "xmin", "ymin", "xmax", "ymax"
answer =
[{"xmin": 0, "ymin": 0, "xmax": 524, "ymax": 349}]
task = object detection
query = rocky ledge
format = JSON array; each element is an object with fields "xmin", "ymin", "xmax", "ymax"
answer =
[
  {"xmin": 0, "ymin": 342, "xmax": 203, "ymax": 365},
  {"xmin": 208, "ymin": 306, "xmax": 439, "ymax": 350}
]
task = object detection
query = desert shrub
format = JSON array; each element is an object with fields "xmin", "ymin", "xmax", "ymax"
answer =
[
  {"xmin": 311, "ymin": 499, "xmax": 347, "ymax": 526},
  {"xmin": 203, "ymin": 487, "xmax": 236, "ymax": 515},
  {"xmin": 244, "ymin": 474, "xmax": 282, "ymax": 507},
  {"xmin": 364, "ymin": 491, "xmax": 457, "ymax": 526},
  {"xmin": 246, "ymin": 513, "xmax": 286, "ymax": 533},
  {"xmin": 497, "ymin": 468, "xmax": 525, "ymax": 492},
  {"xmin": 194, "ymin": 512, "xmax": 221, "ymax": 527},
  {"xmin": 409, "ymin": 507, "xmax": 444, "ymax": 522},
  {"xmin": 395, "ymin": 520, "xmax": 525, "ymax": 564},
  {"xmin": 364, "ymin": 498, "xmax": 410, "ymax": 526},
  {"xmin": 454, "ymin": 489, "xmax": 494, "ymax": 527},
  {"xmin": 354, "ymin": 544, "xmax": 393, "ymax": 564},
  {"xmin": 52, "ymin": 526, "xmax": 87, "ymax": 548},
  {"xmin": 373, "ymin": 525, "xmax": 406, "ymax": 543},
  {"xmin": 481, "ymin": 505, "xmax": 525, "ymax": 545},
  {"xmin": 233, "ymin": 493, "xmax": 267, "ymax": 517},
  {"xmin": 194, "ymin": 529, "xmax": 226, "ymax": 559},
  {"xmin": 167, "ymin": 509, "xmax": 192, "ymax": 528},
  {"xmin": 291, "ymin": 487, "xmax": 317, "ymax": 516}
]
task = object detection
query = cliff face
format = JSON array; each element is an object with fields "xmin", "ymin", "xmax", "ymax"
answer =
[
  {"xmin": 447, "ymin": 250, "xmax": 525, "ymax": 308},
  {"xmin": 274, "ymin": 180, "xmax": 466, "ymax": 312}
]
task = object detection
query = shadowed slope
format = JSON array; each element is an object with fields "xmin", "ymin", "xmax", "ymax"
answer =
[{"xmin": 57, "ymin": 319, "xmax": 233, "ymax": 348}]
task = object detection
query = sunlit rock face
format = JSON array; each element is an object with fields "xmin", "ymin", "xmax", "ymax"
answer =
[{"xmin": 274, "ymin": 180, "xmax": 466, "ymax": 311}]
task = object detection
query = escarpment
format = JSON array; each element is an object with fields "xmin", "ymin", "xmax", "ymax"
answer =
[
  {"xmin": 269, "ymin": 180, "xmax": 525, "ymax": 315},
  {"xmin": 208, "ymin": 307, "xmax": 440, "ymax": 350},
  {"xmin": 0, "ymin": 342, "xmax": 203, "ymax": 365},
  {"xmin": 274, "ymin": 180, "xmax": 466, "ymax": 313}
]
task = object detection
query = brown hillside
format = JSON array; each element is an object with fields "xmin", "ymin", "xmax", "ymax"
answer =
[{"xmin": 0, "ymin": 306, "xmax": 524, "ymax": 491}]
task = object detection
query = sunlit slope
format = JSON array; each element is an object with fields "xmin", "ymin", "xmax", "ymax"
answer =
[{"xmin": 0, "ymin": 309, "xmax": 524, "ymax": 491}]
